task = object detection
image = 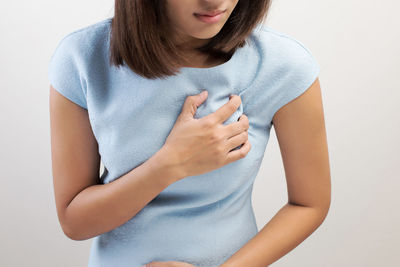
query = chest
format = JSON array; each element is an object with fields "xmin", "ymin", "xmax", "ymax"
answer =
[{"xmin": 86, "ymin": 68, "xmax": 273, "ymax": 201}]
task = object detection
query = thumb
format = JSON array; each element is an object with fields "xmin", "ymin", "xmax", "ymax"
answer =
[{"xmin": 179, "ymin": 90, "xmax": 208, "ymax": 119}]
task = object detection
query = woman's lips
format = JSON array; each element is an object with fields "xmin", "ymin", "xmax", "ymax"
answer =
[
  {"xmin": 194, "ymin": 10, "xmax": 226, "ymax": 23},
  {"xmin": 195, "ymin": 9, "xmax": 225, "ymax": 16}
]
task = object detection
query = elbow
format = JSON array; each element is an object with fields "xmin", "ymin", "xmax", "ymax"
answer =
[
  {"xmin": 61, "ymin": 221, "xmax": 81, "ymax": 241},
  {"xmin": 315, "ymin": 198, "xmax": 331, "ymax": 224},
  {"xmin": 314, "ymin": 185, "xmax": 332, "ymax": 223},
  {"xmin": 305, "ymin": 197, "xmax": 331, "ymax": 225},
  {"xmin": 61, "ymin": 223, "xmax": 91, "ymax": 241},
  {"xmin": 319, "ymin": 205, "xmax": 330, "ymax": 224},
  {"xmin": 59, "ymin": 211, "xmax": 91, "ymax": 241},
  {"xmin": 59, "ymin": 219, "xmax": 77, "ymax": 240},
  {"xmin": 63, "ymin": 227, "xmax": 79, "ymax": 241},
  {"xmin": 58, "ymin": 207, "xmax": 79, "ymax": 240}
]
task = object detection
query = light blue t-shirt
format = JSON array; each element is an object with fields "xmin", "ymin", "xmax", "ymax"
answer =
[{"xmin": 48, "ymin": 17, "xmax": 320, "ymax": 267}]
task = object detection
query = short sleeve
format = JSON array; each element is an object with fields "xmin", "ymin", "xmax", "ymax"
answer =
[
  {"xmin": 268, "ymin": 34, "xmax": 320, "ymax": 122},
  {"xmin": 48, "ymin": 34, "xmax": 88, "ymax": 110}
]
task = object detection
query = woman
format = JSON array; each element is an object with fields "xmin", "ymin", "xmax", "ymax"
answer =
[{"xmin": 49, "ymin": 0, "xmax": 331, "ymax": 266}]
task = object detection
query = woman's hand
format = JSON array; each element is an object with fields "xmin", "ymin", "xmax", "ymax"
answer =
[
  {"xmin": 141, "ymin": 261, "xmax": 196, "ymax": 267},
  {"xmin": 161, "ymin": 91, "xmax": 251, "ymax": 181}
]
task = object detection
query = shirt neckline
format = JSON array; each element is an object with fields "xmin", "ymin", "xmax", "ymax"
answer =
[{"xmin": 178, "ymin": 46, "xmax": 243, "ymax": 73}]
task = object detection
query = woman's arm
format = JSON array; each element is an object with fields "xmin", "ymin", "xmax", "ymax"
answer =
[
  {"xmin": 220, "ymin": 78, "xmax": 331, "ymax": 266},
  {"xmin": 50, "ymin": 86, "xmax": 183, "ymax": 241}
]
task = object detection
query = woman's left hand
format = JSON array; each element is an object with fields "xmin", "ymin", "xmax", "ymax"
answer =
[{"xmin": 141, "ymin": 261, "xmax": 196, "ymax": 267}]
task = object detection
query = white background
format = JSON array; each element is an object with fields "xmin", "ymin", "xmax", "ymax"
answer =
[{"xmin": 0, "ymin": 0, "xmax": 399, "ymax": 266}]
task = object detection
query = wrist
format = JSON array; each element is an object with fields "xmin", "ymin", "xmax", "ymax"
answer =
[{"xmin": 151, "ymin": 145, "xmax": 187, "ymax": 184}]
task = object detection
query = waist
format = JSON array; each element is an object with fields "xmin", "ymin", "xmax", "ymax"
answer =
[{"xmin": 88, "ymin": 199, "xmax": 258, "ymax": 267}]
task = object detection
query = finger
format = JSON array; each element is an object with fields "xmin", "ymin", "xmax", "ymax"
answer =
[
  {"xmin": 141, "ymin": 262, "xmax": 159, "ymax": 267},
  {"xmin": 225, "ymin": 138, "xmax": 251, "ymax": 164},
  {"xmin": 223, "ymin": 113, "xmax": 249, "ymax": 138},
  {"xmin": 202, "ymin": 94, "xmax": 241, "ymax": 125},
  {"xmin": 179, "ymin": 91, "xmax": 208, "ymax": 120},
  {"xmin": 226, "ymin": 130, "xmax": 248, "ymax": 152}
]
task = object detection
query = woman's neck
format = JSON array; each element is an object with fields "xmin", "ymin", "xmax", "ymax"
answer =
[{"xmin": 178, "ymin": 50, "xmax": 228, "ymax": 68}]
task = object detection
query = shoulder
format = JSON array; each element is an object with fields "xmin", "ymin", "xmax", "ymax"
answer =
[
  {"xmin": 48, "ymin": 18, "xmax": 112, "ymax": 110},
  {"xmin": 250, "ymin": 24, "xmax": 320, "ymax": 75},
  {"xmin": 50, "ymin": 17, "xmax": 112, "ymax": 63},
  {"xmin": 55, "ymin": 17, "xmax": 112, "ymax": 47},
  {"xmin": 240, "ymin": 24, "xmax": 321, "ymax": 125}
]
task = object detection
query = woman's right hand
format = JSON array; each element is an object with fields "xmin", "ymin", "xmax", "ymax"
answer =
[{"xmin": 161, "ymin": 90, "xmax": 251, "ymax": 181}]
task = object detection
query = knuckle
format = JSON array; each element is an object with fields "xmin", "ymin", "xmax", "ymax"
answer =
[
  {"xmin": 241, "ymin": 113, "xmax": 248, "ymax": 121},
  {"xmin": 210, "ymin": 131, "xmax": 222, "ymax": 143},
  {"xmin": 241, "ymin": 135, "xmax": 246, "ymax": 143},
  {"xmin": 202, "ymin": 118, "xmax": 215, "ymax": 128},
  {"xmin": 241, "ymin": 118, "xmax": 249, "ymax": 129}
]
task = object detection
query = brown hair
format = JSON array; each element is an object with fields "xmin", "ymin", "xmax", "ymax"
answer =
[{"xmin": 109, "ymin": 0, "xmax": 272, "ymax": 80}]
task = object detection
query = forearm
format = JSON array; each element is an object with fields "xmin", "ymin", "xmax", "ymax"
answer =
[
  {"xmin": 220, "ymin": 203, "xmax": 328, "ymax": 267},
  {"xmin": 62, "ymin": 147, "xmax": 184, "ymax": 241}
]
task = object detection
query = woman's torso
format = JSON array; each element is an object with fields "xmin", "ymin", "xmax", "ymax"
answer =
[{"xmin": 49, "ymin": 17, "xmax": 320, "ymax": 267}]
